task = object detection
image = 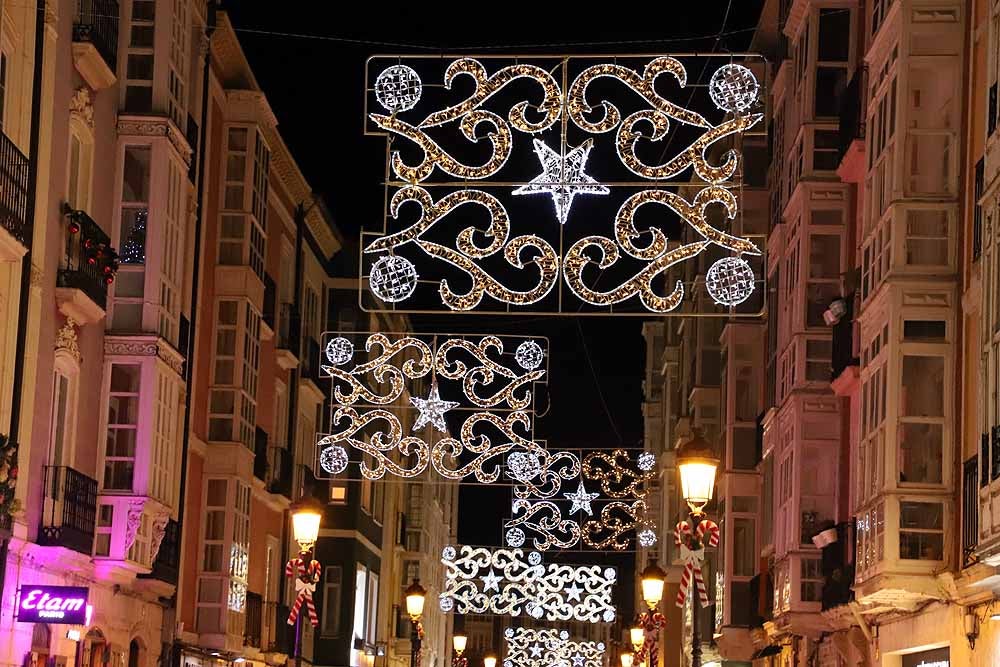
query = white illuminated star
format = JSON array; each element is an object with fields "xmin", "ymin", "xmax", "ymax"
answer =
[
  {"xmin": 529, "ymin": 645, "xmax": 543, "ymax": 658},
  {"xmin": 565, "ymin": 582, "xmax": 583, "ymax": 601},
  {"xmin": 482, "ymin": 568, "xmax": 502, "ymax": 593},
  {"xmin": 410, "ymin": 381, "xmax": 459, "ymax": 433},
  {"xmin": 571, "ymin": 655, "xmax": 584, "ymax": 667},
  {"xmin": 564, "ymin": 480, "xmax": 599, "ymax": 516},
  {"xmin": 513, "ymin": 139, "xmax": 609, "ymax": 225}
]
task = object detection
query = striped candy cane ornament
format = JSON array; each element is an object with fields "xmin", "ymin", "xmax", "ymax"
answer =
[
  {"xmin": 286, "ymin": 554, "xmax": 322, "ymax": 627},
  {"xmin": 674, "ymin": 519, "xmax": 720, "ymax": 609}
]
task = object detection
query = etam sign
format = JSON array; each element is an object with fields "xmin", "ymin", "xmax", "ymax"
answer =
[{"xmin": 17, "ymin": 586, "xmax": 89, "ymax": 624}]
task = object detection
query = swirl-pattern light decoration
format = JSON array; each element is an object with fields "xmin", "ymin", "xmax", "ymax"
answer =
[
  {"xmin": 503, "ymin": 628, "xmax": 605, "ymax": 667},
  {"xmin": 505, "ymin": 499, "xmax": 581, "ymax": 550},
  {"xmin": 582, "ymin": 449, "xmax": 655, "ymax": 498},
  {"xmin": 318, "ymin": 332, "xmax": 550, "ymax": 482},
  {"xmin": 363, "ymin": 54, "xmax": 766, "ymax": 315},
  {"xmin": 581, "ymin": 499, "xmax": 653, "ymax": 551},
  {"xmin": 439, "ymin": 545, "xmax": 616, "ymax": 623}
]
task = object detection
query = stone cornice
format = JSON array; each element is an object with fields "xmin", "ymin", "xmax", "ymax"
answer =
[
  {"xmin": 117, "ymin": 115, "xmax": 193, "ymax": 166},
  {"xmin": 225, "ymin": 89, "xmax": 278, "ymax": 128},
  {"xmin": 104, "ymin": 334, "xmax": 185, "ymax": 378}
]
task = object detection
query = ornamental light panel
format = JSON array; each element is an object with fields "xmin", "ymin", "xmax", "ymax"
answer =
[
  {"xmin": 439, "ymin": 545, "xmax": 617, "ymax": 623},
  {"xmin": 315, "ymin": 331, "xmax": 552, "ymax": 482},
  {"xmin": 504, "ymin": 628, "xmax": 606, "ymax": 667},
  {"xmin": 363, "ymin": 54, "xmax": 767, "ymax": 316}
]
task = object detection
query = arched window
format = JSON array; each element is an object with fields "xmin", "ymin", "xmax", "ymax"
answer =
[
  {"xmin": 128, "ymin": 639, "xmax": 143, "ymax": 667},
  {"xmin": 49, "ymin": 344, "xmax": 80, "ymax": 469}
]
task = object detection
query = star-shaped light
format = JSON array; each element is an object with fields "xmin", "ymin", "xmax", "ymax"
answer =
[
  {"xmin": 564, "ymin": 480, "xmax": 599, "ymax": 516},
  {"xmin": 482, "ymin": 568, "xmax": 502, "ymax": 592},
  {"xmin": 571, "ymin": 655, "xmax": 584, "ymax": 667},
  {"xmin": 565, "ymin": 582, "xmax": 583, "ymax": 601},
  {"xmin": 529, "ymin": 645, "xmax": 543, "ymax": 658},
  {"xmin": 410, "ymin": 381, "xmax": 459, "ymax": 433},
  {"xmin": 513, "ymin": 139, "xmax": 609, "ymax": 225}
]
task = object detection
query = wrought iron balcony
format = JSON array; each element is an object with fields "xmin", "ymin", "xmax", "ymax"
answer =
[
  {"xmin": 73, "ymin": 0, "xmax": 119, "ymax": 77},
  {"xmin": 0, "ymin": 131, "xmax": 30, "ymax": 250},
  {"xmin": 820, "ymin": 523, "xmax": 855, "ymax": 610},
  {"xmin": 830, "ymin": 295, "xmax": 858, "ymax": 381},
  {"xmin": 38, "ymin": 466, "xmax": 98, "ymax": 555},
  {"xmin": 140, "ymin": 518, "xmax": 179, "ymax": 583},
  {"xmin": 245, "ymin": 591, "xmax": 263, "ymax": 648},
  {"xmin": 837, "ymin": 69, "xmax": 866, "ymax": 161},
  {"xmin": 58, "ymin": 207, "xmax": 118, "ymax": 314}
]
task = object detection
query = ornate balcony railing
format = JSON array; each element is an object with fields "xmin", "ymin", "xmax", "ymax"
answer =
[
  {"xmin": 245, "ymin": 591, "xmax": 263, "ymax": 648},
  {"xmin": 73, "ymin": 0, "xmax": 119, "ymax": 75},
  {"xmin": 38, "ymin": 465, "xmax": 98, "ymax": 555},
  {"xmin": 820, "ymin": 523, "xmax": 855, "ymax": 610},
  {"xmin": 0, "ymin": 131, "xmax": 30, "ymax": 248},
  {"xmin": 59, "ymin": 207, "xmax": 118, "ymax": 312}
]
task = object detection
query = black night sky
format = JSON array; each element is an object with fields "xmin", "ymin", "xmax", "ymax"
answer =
[{"xmin": 224, "ymin": 0, "xmax": 765, "ymax": 608}]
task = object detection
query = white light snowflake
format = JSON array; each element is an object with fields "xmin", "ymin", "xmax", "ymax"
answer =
[
  {"xmin": 442, "ymin": 545, "xmax": 456, "ymax": 560},
  {"xmin": 709, "ymin": 63, "xmax": 759, "ymax": 113},
  {"xmin": 515, "ymin": 340, "xmax": 545, "ymax": 371},
  {"xmin": 439, "ymin": 596, "xmax": 454, "ymax": 612},
  {"xmin": 506, "ymin": 527, "xmax": 526, "ymax": 548},
  {"xmin": 637, "ymin": 451, "xmax": 656, "ymax": 471},
  {"xmin": 319, "ymin": 442, "xmax": 349, "ymax": 475},
  {"xmin": 705, "ymin": 256, "xmax": 756, "ymax": 306},
  {"xmin": 375, "ymin": 65, "xmax": 422, "ymax": 112},
  {"xmin": 638, "ymin": 529, "xmax": 657, "ymax": 547},
  {"xmin": 507, "ymin": 452, "xmax": 542, "ymax": 482},
  {"xmin": 325, "ymin": 336, "xmax": 354, "ymax": 366},
  {"xmin": 369, "ymin": 255, "xmax": 419, "ymax": 303}
]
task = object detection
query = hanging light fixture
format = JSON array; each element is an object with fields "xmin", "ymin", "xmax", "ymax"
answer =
[
  {"xmin": 405, "ymin": 579, "xmax": 427, "ymax": 622},
  {"xmin": 640, "ymin": 561, "xmax": 667, "ymax": 610},
  {"xmin": 676, "ymin": 431, "xmax": 719, "ymax": 514}
]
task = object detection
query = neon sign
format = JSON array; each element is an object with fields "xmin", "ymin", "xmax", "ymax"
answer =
[{"xmin": 17, "ymin": 585, "xmax": 89, "ymax": 624}]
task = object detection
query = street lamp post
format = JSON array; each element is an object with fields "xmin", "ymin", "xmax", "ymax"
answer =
[
  {"xmin": 290, "ymin": 496, "xmax": 324, "ymax": 667},
  {"xmin": 676, "ymin": 430, "xmax": 719, "ymax": 667},
  {"xmin": 452, "ymin": 634, "xmax": 468, "ymax": 667},
  {"xmin": 635, "ymin": 561, "xmax": 666, "ymax": 667},
  {"xmin": 483, "ymin": 656, "xmax": 497, "ymax": 667},
  {"xmin": 405, "ymin": 578, "xmax": 427, "ymax": 667}
]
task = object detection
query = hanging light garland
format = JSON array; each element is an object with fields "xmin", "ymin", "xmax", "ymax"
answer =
[{"xmin": 503, "ymin": 628, "xmax": 605, "ymax": 667}]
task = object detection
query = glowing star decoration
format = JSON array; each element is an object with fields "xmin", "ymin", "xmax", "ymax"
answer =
[
  {"xmin": 637, "ymin": 451, "xmax": 656, "ymax": 471},
  {"xmin": 369, "ymin": 255, "xmax": 419, "ymax": 303},
  {"xmin": 481, "ymin": 568, "xmax": 503, "ymax": 592},
  {"xmin": 564, "ymin": 480, "xmax": 599, "ymax": 516},
  {"xmin": 705, "ymin": 256, "xmax": 756, "ymax": 306},
  {"xmin": 565, "ymin": 583, "xmax": 582, "ymax": 602},
  {"xmin": 410, "ymin": 381, "xmax": 459, "ymax": 433},
  {"xmin": 325, "ymin": 337, "xmax": 354, "ymax": 366},
  {"xmin": 515, "ymin": 340, "xmax": 545, "ymax": 371},
  {"xmin": 529, "ymin": 645, "xmax": 543, "ymax": 658},
  {"xmin": 317, "ymin": 437, "xmax": 350, "ymax": 475},
  {"xmin": 375, "ymin": 65, "xmax": 423, "ymax": 112},
  {"xmin": 708, "ymin": 63, "xmax": 759, "ymax": 113},
  {"xmin": 638, "ymin": 529, "xmax": 657, "ymax": 548},
  {"xmin": 513, "ymin": 139, "xmax": 609, "ymax": 225}
]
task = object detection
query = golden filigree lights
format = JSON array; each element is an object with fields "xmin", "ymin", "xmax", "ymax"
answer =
[
  {"xmin": 363, "ymin": 55, "xmax": 765, "ymax": 315},
  {"xmin": 316, "ymin": 332, "xmax": 552, "ymax": 482}
]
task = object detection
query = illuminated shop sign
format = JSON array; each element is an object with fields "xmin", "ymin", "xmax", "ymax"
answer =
[{"xmin": 17, "ymin": 586, "xmax": 89, "ymax": 624}]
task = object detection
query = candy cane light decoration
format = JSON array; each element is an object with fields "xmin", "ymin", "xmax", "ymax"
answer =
[{"xmin": 673, "ymin": 519, "xmax": 720, "ymax": 608}]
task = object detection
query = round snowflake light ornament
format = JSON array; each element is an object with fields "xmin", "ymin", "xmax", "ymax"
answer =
[
  {"xmin": 505, "ymin": 629, "xmax": 515, "ymax": 639},
  {"xmin": 325, "ymin": 336, "xmax": 354, "ymax": 366},
  {"xmin": 638, "ymin": 529, "xmax": 658, "ymax": 547},
  {"xmin": 369, "ymin": 255, "xmax": 418, "ymax": 303},
  {"xmin": 528, "ymin": 603, "xmax": 544, "ymax": 619},
  {"xmin": 506, "ymin": 527, "xmax": 526, "ymax": 547},
  {"xmin": 507, "ymin": 452, "xmax": 542, "ymax": 482},
  {"xmin": 603, "ymin": 609, "xmax": 617, "ymax": 623},
  {"xmin": 709, "ymin": 63, "xmax": 759, "ymax": 113},
  {"xmin": 319, "ymin": 438, "xmax": 347, "ymax": 475},
  {"xmin": 559, "ymin": 630, "xmax": 569, "ymax": 641},
  {"xmin": 375, "ymin": 65, "xmax": 422, "ymax": 112},
  {"xmin": 439, "ymin": 596, "xmax": 454, "ymax": 612},
  {"xmin": 705, "ymin": 256, "xmax": 756, "ymax": 306},
  {"xmin": 637, "ymin": 451, "xmax": 656, "ymax": 471},
  {"xmin": 442, "ymin": 545, "xmax": 456, "ymax": 560},
  {"xmin": 528, "ymin": 551, "xmax": 542, "ymax": 566},
  {"xmin": 515, "ymin": 340, "xmax": 545, "ymax": 371}
]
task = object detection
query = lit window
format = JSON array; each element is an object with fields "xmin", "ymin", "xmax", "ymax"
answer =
[{"xmin": 104, "ymin": 364, "xmax": 141, "ymax": 491}]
